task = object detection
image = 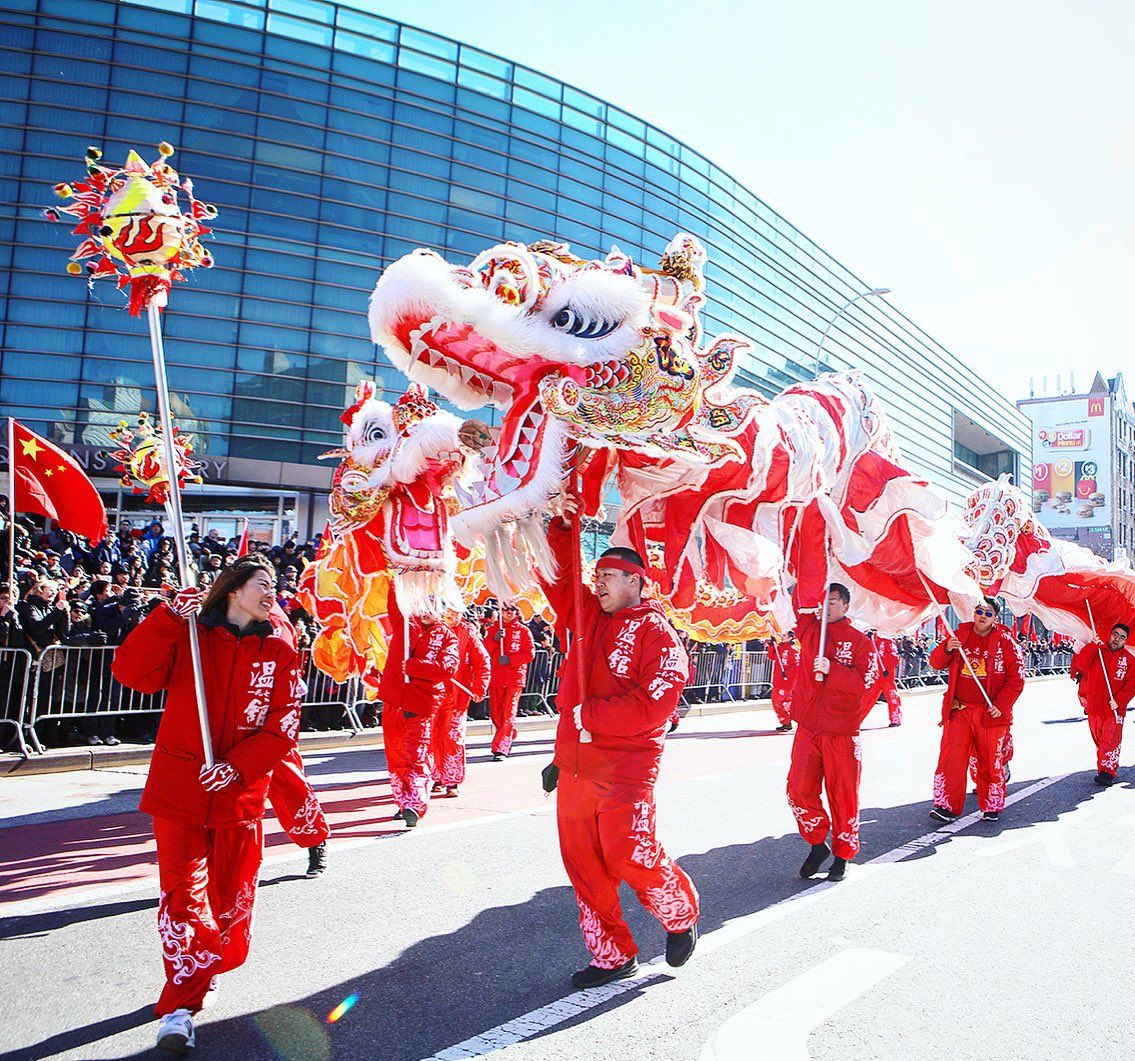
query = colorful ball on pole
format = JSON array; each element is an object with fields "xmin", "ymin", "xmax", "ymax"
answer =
[{"xmin": 47, "ymin": 142, "xmax": 217, "ymax": 316}]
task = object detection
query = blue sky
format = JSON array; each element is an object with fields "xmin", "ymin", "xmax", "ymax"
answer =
[{"xmin": 369, "ymin": 0, "xmax": 1135, "ymax": 403}]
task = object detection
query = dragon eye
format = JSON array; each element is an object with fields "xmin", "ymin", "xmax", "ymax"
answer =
[
  {"xmin": 549, "ymin": 305, "xmax": 620, "ymax": 340},
  {"xmin": 364, "ymin": 423, "xmax": 387, "ymax": 443}
]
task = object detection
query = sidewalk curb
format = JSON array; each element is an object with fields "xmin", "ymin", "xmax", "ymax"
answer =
[{"xmin": 0, "ymin": 675, "xmax": 1067, "ymax": 777}]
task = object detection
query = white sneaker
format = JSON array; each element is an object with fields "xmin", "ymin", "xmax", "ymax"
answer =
[
  {"xmin": 201, "ymin": 975, "xmax": 220, "ymax": 1010},
  {"xmin": 156, "ymin": 1008, "xmax": 195, "ymax": 1053}
]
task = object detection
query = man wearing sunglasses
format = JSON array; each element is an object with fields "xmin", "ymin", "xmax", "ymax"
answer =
[
  {"xmin": 1070, "ymin": 622, "xmax": 1135, "ymax": 786},
  {"xmin": 929, "ymin": 598, "xmax": 1025, "ymax": 822}
]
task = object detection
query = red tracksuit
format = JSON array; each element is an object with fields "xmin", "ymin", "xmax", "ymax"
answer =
[
  {"xmin": 267, "ymin": 747, "xmax": 330, "ymax": 847},
  {"xmin": 542, "ymin": 520, "xmax": 699, "ymax": 969},
  {"xmin": 1071, "ymin": 643, "xmax": 1135, "ymax": 778},
  {"xmin": 432, "ymin": 618, "xmax": 491, "ymax": 787},
  {"xmin": 770, "ymin": 640, "xmax": 799, "ymax": 726},
  {"xmin": 873, "ymin": 636, "xmax": 903, "ymax": 725},
  {"xmin": 929, "ymin": 623, "xmax": 1025, "ymax": 816},
  {"xmin": 112, "ymin": 605, "xmax": 302, "ymax": 1016},
  {"xmin": 787, "ymin": 612, "xmax": 880, "ymax": 860},
  {"xmin": 484, "ymin": 618, "xmax": 535, "ymax": 756},
  {"xmin": 379, "ymin": 596, "xmax": 460, "ymax": 817}
]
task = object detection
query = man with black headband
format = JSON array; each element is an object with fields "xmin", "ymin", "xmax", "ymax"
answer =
[
  {"xmin": 1071, "ymin": 621, "xmax": 1135, "ymax": 786},
  {"xmin": 929, "ymin": 597, "xmax": 1024, "ymax": 822},
  {"xmin": 540, "ymin": 509, "xmax": 699, "ymax": 990}
]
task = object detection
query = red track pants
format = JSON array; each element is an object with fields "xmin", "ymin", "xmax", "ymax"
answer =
[
  {"xmin": 557, "ymin": 772, "xmax": 699, "ymax": 969},
  {"xmin": 489, "ymin": 681, "xmax": 523, "ymax": 756},
  {"xmin": 384, "ymin": 708, "xmax": 434, "ymax": 816},
  {"xmin": 771, "ymin": 684, "xmax": 793, "ymax": 726},
  {"xmin": 152, "ymin": 816, "xmax": 263, "ymax": 1016},
  {"xmin": 786, "ymin": 725, "xmax": 863, "ymax": 860},
  {"xmin": 431, "ymin": 705, "xmax": 468, "ymax": 787},
  {"xmin": 267, "ymin": 748, "xmax": 329, "ymax": 848},
  {"xmin": 1088, "ymin": 711, "xmax": 1123, "ymax": 778},
  {"xmin": 882, "ymin": 686, "xmax": 902, "ymax": 725},
  {"xmin": 933, "ymin": 706, "xmax": 1009, "ymax": 815}
]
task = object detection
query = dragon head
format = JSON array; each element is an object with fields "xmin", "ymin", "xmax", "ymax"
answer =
[{"xmin": 368, "ymin": 235, "xmax": 758, "ymax": 540}]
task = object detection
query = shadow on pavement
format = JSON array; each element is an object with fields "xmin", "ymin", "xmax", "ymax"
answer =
[{"xmin": 118, "ymin": 771, "xmax": 1106, "ymax": 1060}]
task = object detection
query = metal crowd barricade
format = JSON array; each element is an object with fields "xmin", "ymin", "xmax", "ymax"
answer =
[
  {"xmin": 734, "ymin": 650, "xmax": 772, "ymax": 700},
  {"xmin": 520, "ymin": 649, "xmax": 562, "ymax": 715},
  {"xmin": 297, "ymin": 650, "xmax": 365, "ymax": 734},
  {"xmin": 0, "ymin": 647, "xmax": 34, "ymax": 757},
  {"xmin": 26, "ymin": 644, "xmax": 165, "ymax": 752}
]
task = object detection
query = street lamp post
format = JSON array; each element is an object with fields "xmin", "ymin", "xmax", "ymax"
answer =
[{"xmin": 813, "ymin": 287, "xmax": 892, "ymax": 372}]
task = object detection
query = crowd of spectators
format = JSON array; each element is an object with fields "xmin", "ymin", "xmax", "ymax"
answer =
[
  {"xmin": 0, "ymin": 502, "xmax": 322, "ymax": 748},
  {"xmin": 0, "ymin": 499, "xmax": 1078, "ymax": 751}
]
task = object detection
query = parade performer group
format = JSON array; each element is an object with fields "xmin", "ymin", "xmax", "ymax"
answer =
[{"xmin": 45, "ymin": 147, "xmax": 1135, "ymax": 1051}]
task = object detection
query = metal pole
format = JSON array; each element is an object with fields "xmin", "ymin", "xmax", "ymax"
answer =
[
  {"xmin": 570, "ymin": 455, "xmax": 592, "ymax": 744},
  {"xmin": 6, "ymin": 418, "xmax": 16, "ymax": 603},
  {"xmin": 146, "ymin": 303, "xmax": 214, "ymax": 769},
  {"xmin": 814, "ymin": 287, "xmax": 891, "ymax": 371},
  {"xmin": 1085, "ymin": 599, "xmax": 1121, "ymax": 724}
]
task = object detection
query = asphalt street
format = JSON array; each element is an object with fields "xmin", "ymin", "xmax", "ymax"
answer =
[{"xmin": 1, "ymin": 675, "xmax": 1131, "ymax": 1060}]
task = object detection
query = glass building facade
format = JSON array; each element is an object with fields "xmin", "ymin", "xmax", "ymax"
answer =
[{"xmin": 0, "ymin": 0, "xmax": 1029, "ymax": 538}]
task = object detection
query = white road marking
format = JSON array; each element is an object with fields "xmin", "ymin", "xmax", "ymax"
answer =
[
  {"xmin": 697, "ymin": 947, "xmax": 910, "ymax": 1060},
  {"xmin": 422, "ymin": 773, "xmax": 1069, "ymax": 1060}
]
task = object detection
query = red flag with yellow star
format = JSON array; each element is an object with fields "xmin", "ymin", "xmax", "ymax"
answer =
[{"xmin": 9, "ymin": 419, "xmax": 108, "ymax": 543}]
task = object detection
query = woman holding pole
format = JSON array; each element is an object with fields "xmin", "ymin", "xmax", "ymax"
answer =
[{"xmin": 113, "ymin": 556, "xmax": 303, "ymax": 1054}]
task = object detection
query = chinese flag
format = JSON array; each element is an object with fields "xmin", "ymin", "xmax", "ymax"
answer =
[{"xmin": 10, "ymin": 420, "xmax": 108, "ymax": 543}]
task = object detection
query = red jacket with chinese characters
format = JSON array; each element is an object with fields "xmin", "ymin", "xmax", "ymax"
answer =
[
  {"xmin": 483, "ymin": 618, "xmax": 535, "ymax": 683},
  {"xmin": 540, "ymin": 520, "xmax": 689, "ymax": 785},
  {"xmin": 112, "ymin": 604, "xmax": 302, "ymax": 828},
  {"xmin": 379, "ymin": 595, "xmax": 460, "ymax": 719},
  {"xmin": 770, "ymin": 640, "xmax": 800, "ymax": 693},
  {"xmin": 450, "ymin": 617, "xmax": 491, "ymax": 709},
  {"xmin": 874, "ymin": 636, "xmax": 900, "ymax": 688},
  {"xmin": 1071, "ymin": 644, "xmax": 1135, "ymax": 717},
  {"xmin": 792, "ymin": 611, "xmax": 881, "ymax": 736},
  {"xmin": 929, "ymin": 622, "xmax": 1025, "ymax": 725}
]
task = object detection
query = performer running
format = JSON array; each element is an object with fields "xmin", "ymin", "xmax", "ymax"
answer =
[
  {"xmin": 112, "ymin": 557, "xmax": 303, "ymax": 1054},
  {"xmin": 769, "ymin": 631, "xmax": 799, "ymax": 732},
  {"xmin": 380, "ymin": 594, "xmax": 460, "ymax": 828},
  {"xmin": 869, "ymin": 631, "xmax": 903, "ymax": 727},
  {"xmin": 541, "ymin": 508, "xmax": 699, "ymax": 989},
  {"xmin": 788, "ymin": 583, "xmax": 880, "ymax": 883},
  {"xmin": 431, "ymin": 608, "xmax": 491, "ymax": 796},
  {"xmin": 928, "ymin": 598, "xmax": 1025, "ymax": 823},
  {"xmin": 483, "ymin": 600, "xmax": 534, "ymax": 760},
  {"xmin": 1070, "ymin": 622, "xmax": 1134, "ymax": 786}
]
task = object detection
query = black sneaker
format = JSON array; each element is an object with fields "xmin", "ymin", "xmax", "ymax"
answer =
[
  {"xmin": 1093, "ymin": 772, "xmax": 1109, "ymax": 787},
  {"xmin": 390, "ymin": 809, "xmax": 405, "ymax": 822},
  {"xmin": 799, "ymin": 842, "xmax": 831, "ymax": 878},
  {"xmin": 888, "ymin": 722, "xmax": 901, "ymax": 728},
  {"xmin": 775, "ymin": 723, "xmax": 793, "ymax": 732},
  {"xmin": 1101, "ymin": 773, "xmax": 1115, "ymax": 787},
  {"xmin": 403, "ymin": 807, "xmax": 420, "ymax": 828},
  {"xmin": 1004, "ymin": 765, "xmax": 1011, "ymax": 783},
  {"xmin": 665, "ymin": 922, "xmax": 698, "ymax": 967},
  {"xmin": 492, "ymin": 753, "xmax": 505, "ymax": 762},
  {"xmin": 982, "ymin": 811, "xmax": 1000, "ymax": 821},
  {"xmin": 826, "ymin": 857, "xmax": 848, "ymax": 882},
  {"xmin": 306, "ymin": 841, "xmax": 327, "ymax": 878},
  {"xmin": 930, "ymin": 806, "xmax": 957, "ymax": 823},
  {"xmin": 571, "ymin": 957, "xmax": 639, "ymax": 989}
]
